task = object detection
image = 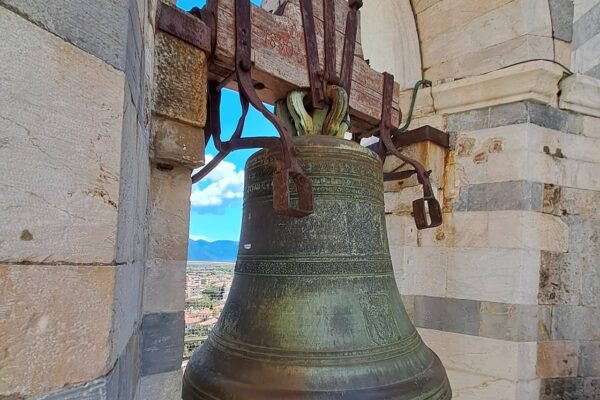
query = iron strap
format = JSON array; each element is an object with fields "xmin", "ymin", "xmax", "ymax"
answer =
[
  {"xmin": 299, "ymin": 0, "xmax": 326, "ymax": 109},
  {"xmin": 193, "ymin": 0, "xmax": 314, "ymax": 218},
  {"xmin": 378, "ymin": 73, "xmax": 443, "ymax": 229}
]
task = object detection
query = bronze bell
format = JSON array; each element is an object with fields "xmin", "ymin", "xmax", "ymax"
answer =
[{"xmin": 183, "ymin": 136, "xmax": 451, "ymax": 399}]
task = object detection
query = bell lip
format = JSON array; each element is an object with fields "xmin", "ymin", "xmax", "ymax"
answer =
[
  {"xmin": 246, "ymin": 135, "xmax": 380, "ymax": 168},
  {"xmin": 183, "ymin": 359, "xmax": 452, "ymax": 400}
]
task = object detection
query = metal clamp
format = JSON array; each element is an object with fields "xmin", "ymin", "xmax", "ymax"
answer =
[
  {"xmin": 377, "ymin": 73, "xmax": 443, "ymax": 230},
  {"xmin": 299, "ymin": 0, "xmax": 362, "ymax": 108}
]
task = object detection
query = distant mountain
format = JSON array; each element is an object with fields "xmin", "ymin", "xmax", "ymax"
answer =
[{"xmin": 188, "ymin": 239, "xmax": 239, "ymax": 262}]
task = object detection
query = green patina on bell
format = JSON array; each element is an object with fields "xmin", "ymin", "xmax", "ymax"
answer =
[{"xmin": 183, "ymin": 135, "xmax": 451, "ymax": 399}]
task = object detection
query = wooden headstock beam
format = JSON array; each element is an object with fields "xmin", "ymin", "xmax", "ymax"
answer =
[{"xmin": 206, "ymin": 0, "xmax": 401, "ymax": 132}]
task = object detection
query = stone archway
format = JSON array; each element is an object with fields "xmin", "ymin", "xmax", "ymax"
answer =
[{"xmin": 360, "ymin": 0, "xmax": 422, "ymax": 88}]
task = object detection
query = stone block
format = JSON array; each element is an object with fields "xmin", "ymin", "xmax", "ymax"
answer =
[
  {"xmin": 537, "ymin": 341, "xmax": 580, "ymax": 378},
  {"xmin": 125, "ymin": 0, "xmax": 144, "ymax": 114},
  {"xmin": 398, "ymin": 246, "xmax": 447, "ymax": 297},
  {"xmin": 151, "ymin": 115, "xmax": 205, "ymax": 169},
  {"xmin": 416, "ymin": 0, "xmax": 513, "ymax": 43},
  {"xmin": 559, "ymin": 74, "xmax": 600, "ymax": 118},
  {"xmin": 572, "ymin": 2, "xmax": 600, "ymax": 48},
  {"xmin": 116, "ymin": 83, "xmax": 149, "ymax": 265},
  {"xmin": 538, "ymin": 252, "xmax": 582, "ymax": 305},
  {"xmin": 582, "ymin": 115, "xmax": 600, "ymax": 138},
  {"xmin": 447, "ymin": 102, "xmax": 529, "ymax": 133},
  {"xmin": 0, "ymin": 0, "xmax": 129, "ymax": 69},
  {"xmin": 549, "ymin": 0, "xmax": 574, "ymax": 41},
  {"xmin": 147, "ymin": 166, "xmax": 192, "ymax": 260},
  {"xmin": 583, "ymin": 378, "xmax": 600, "ymax": 398},
  {"xmin": 586, "ymin": 63, "xmax": 600, "ymax": 79},
  {"xmin": 0, "ymin": 7, "xmax": 125, "ymax": 264},
  {"xmin": 419, "ymin": 328, "xmax": 538, "ymax": 381},
  {"xmin": 540, "ymin": 378, "xmax": 584, "ymax": 399},
  {"xmin": 143, "ymin": 259, "xmax": 186, "ymax": 314},
  {"xmin": 581, "ymin": 252, "xmax": 600, "ymax": 308},
  {"xmin": 479, "ymin": 302, "xmax": 551, "ymax": 342},
  {"xmin": 580, "ymin": 341, "xmax": 600, "ymax": 377},
  {"xmin": 552, "ymin": 305, "xmax": 600, "ymax": 341},
  {"xmin": 448, "ymin": 101, "xmax": 582, "ymax": 135},
  {"xmin": 140, "ymin": 312, "xmax": 185, "ymax": 377},
  {"xmin": 528, "ymin": 102, "xmax": 582, "ymax": 135},
  {"xmin": 554, "ymin": 39, "xmax": 572, "ymax": 70},
  {"xmin": 37, "ymin": 377, "xmax": 116, "ymax": 400},
  {"xmin": 447, "ymin": 369, "xmax": 540, "ymax": 400},
  {"xmin": 137, "ymin": 370, "xmax": 183, "ymax": 400},
  {"xmin": 539, "ymin": 377, "xmax": 600, "ymax": 399},
  {"xmin": 412, "ymin": 0, "xmax": 440, "ymax": 14},
  {"xmin": 112, "ymin": 262, "xmax": 144, "ymax": 360},
  {"xmin": 0, "ymin": 264, "xmax": 116, "ymax": 397},
  {"xmin": 113, "ymin": 332, "xmax": 142, "ymax": 400},
  {"xmin": 398, "ymin": 87, "xmax": 434, "ymax": 120},
  {"xmin": 413, "ymin": 296, "xmax": 480, "ymax": 336},
  {"xmin": 573, "ymin": 34, "xmax": 600, "ymax": 76},
  {"xmin": 400, "ymin": 295, "xmax": 415, "ymax": 322},
  {"xmin": 453, "ymin": 124, "xmax": 600, "ymax": 191},
  {"xmin": 36, "ymin": 332, "xmax": 140, "ymax": 400},
  {"xmin": 419, "ymin": 210, "xmax": 568, "ymax": 252},
  {"xmin": 421, "ymin": 0, "xmax": 552, "ymax": 70},
  {"xmin": 574, "ymin": 0, "xmax": 598, "ymax": 21},
  {"xmin": 565, "ymin": 216, "xmax": 600, "ymax": 255},
  {"xmin": 154, "ymin": 31, "xmax": 207, "ymax": 127},
  {"xmin": 446, "ymin": 248, "xmax": 540, "ymax": 304},
  {"xmin": 427, "ymin": 34, "xmax": 554, "ymax": 83},
  {"xmin": 385, "ymin": 214, "xmax": 418, "ymax": 247},
  {"xmin": 432, "ymin": 62, "xmax": 565, "ymax": 115},
  {"xmin": 454, "ymin": 180, "xmax": 543, "ymax": 212}
]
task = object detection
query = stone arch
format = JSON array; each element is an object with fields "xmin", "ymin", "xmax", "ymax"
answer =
[
  {"xmin": 361, "ymin": 0, "xmax": 557, "ymax": 84},
  {"xmin": 360, "ymin": 0, "xmax": 422, "ymax": 88}
]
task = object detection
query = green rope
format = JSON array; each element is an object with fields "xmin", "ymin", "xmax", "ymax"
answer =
[{"xmin": 395, "ymin": 79, "xmax": 432, "ymax": 136}]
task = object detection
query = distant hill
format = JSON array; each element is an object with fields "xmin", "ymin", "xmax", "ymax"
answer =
[{"xmin": 188, "ymin": 239, "xmax": 239, "ymax": 262}]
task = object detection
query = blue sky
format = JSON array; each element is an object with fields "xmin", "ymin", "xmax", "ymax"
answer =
[{"xmin": 181, "ymin": 0, "xmax": 271, "ymax": 243}]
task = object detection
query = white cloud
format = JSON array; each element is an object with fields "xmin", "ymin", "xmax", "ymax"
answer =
[
  {"xmin": 189, "ymin": 234, "xmax": 208, "ymax": 241},
  {"xmin": 190, "ymin": 155, "xmax": 245, "ymax": 207}
]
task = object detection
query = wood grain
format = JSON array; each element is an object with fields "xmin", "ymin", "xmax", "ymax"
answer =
[{"xmin": 207, "ymin": 0, "xmax": 400, "ymax": 131}]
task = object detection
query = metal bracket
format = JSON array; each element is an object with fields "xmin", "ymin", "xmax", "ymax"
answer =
[
  {"xmin": 192, "ymin": 0, "xmax": 314, "ymax": 218},
  {"xmin": 376, "ymin": 73, "xmax": 443, "ymax": 230}
]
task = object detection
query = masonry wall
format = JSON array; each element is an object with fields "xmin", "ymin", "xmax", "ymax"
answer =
[
  {"xmin": 573, "ymin": 0, "xmax": 600, "ymax": 77},
  {"xmin": 0, "ymin": 0, "xmax": 206, "ymax": 398},
  {"xmin": 361, "ymin": 1, "xmax": 600, "ymax": 399}
]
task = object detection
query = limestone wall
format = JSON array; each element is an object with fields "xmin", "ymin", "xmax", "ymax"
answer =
[
  {"xmin": 573, "ymin": 0, "xmax": 600, "ymax": 77},
  {"xmin": 363, "ymin": 1, "xmax": 600, "ymax": 399},
  {"xmin": 0, "ymin": 0, "xmax": 203, "ymax": 398}
]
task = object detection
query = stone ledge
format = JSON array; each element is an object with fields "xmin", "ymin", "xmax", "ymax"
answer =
[
  {"xmin": 151, "ymin": 115, "xmax": 205, "ymax": 169},
  {"xmin": 431, "ymin": 61, "xmax": 565, "ymax": 115},
  {"xmin": 559, "ymin": 74, "xmax": 600, "ymax": 118}
]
